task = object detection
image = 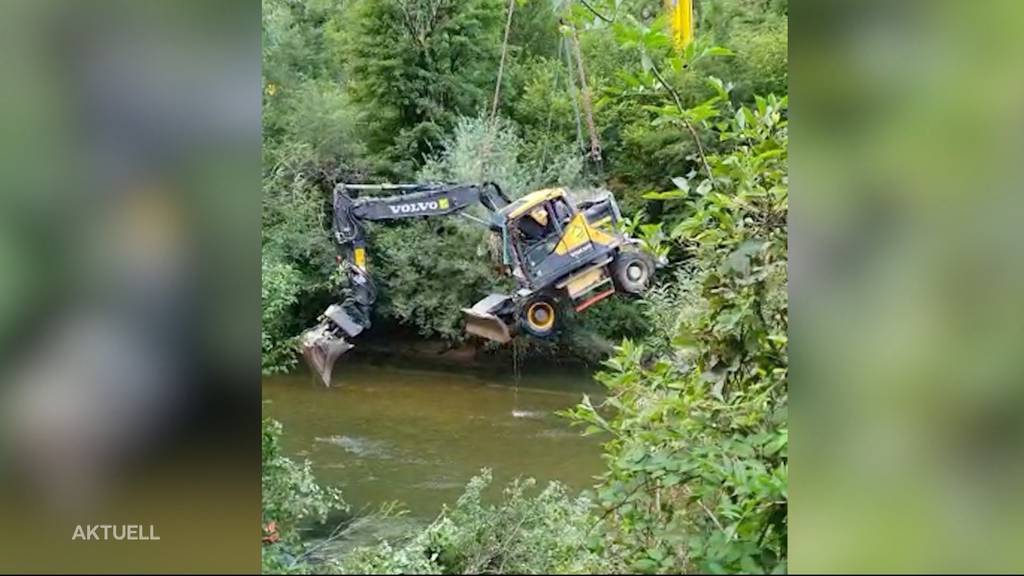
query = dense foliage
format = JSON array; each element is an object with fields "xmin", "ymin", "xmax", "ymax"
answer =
[
  {"xmin": 337, "ymin": 470, "xmax": 600, "ymax": 574},
  {"xmin": 262, "ymin": 0, "xmax": 787, "ymax": 573},
  {"xmin": 565, "ymin": 93, "xmax": 788, "ymax": 574},
  {"xmin": 343, "ymin": 0, "xmax": 504, "ymax": 178},
  {"xmin": 262, "ymin": 417, "xmax": 346, "ymax": 573},
  {"xmin": 261, "ymin": 429, "xmax": 599, "ymax": 574}
]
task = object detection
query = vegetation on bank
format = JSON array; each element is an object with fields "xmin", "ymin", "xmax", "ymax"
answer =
[
  {"xmin": 262, "ymin": 417, "xmax": 346, "ymax": 573},
  {"xmin": 262, "ymin": 0, "xmax": 787, "ymax": 573}
]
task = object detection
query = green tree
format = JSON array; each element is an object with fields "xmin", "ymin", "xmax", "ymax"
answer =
[
  {"xmin": 566, "ymin": 93, "xmax": 788, "ymax": 574},
  {"xmin": 262, "ymin": 0, "xmax": 368, "ymax": 357},
  {"xmin": 344, "ymin": 0, "xmax": 505, "ymax": 178},
  {"xmin": 367, "ymin": 220, "xmax": 509, "ymax": 341},
  {"xmin": 698, "ymin": 0, "xmax": 788, "ymax": 103},
  {"xmin": 262, "ymin": 256, "xmax": 304, "ymax": 375}
]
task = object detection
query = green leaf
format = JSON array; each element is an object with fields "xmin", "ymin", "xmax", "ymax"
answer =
[
  {"xmin": 687, "ymin": 102, "xmax": 720, "ymax": 123},
  {"xmin": 632, "ymin": 558, "xmax": 659, "ymax": 573},
  {"xmin": 643, "ymin": 190, "xmax": 687, "ymax": 200},
  {"xmin": 706, "ymin": 76, "xmax": 728, "ymax": 99},
  {"xmin": 612, "ymin": 21, "xmax": 643, "ymax": 47}
]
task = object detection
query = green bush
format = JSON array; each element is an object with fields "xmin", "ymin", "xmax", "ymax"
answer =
[
  {"xmin": 339, "ymin": 470, "xmax": 600, "ymax": 574},
  {"xmin": 262, "ymin": 417, "xmax": 346, "ymax": 573},
  {"xmin": 262, "ymin": 257, "xmax": 304, "ymax": 375},
  {"xmin": 368, "ymin": 220, "xmax": 510, "ymax": 342},
  {"xmin": 420, "ymin": 115, "xmax": 583, "ymax": 199},
  {"xmin": 564, "ymin": 296, "xmax": 653, "ymax": 362}
]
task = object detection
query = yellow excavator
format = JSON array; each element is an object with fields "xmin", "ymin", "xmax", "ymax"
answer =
[{"xmin": 301, "ymin": 182, "xmax": 657, "ymax": 385}]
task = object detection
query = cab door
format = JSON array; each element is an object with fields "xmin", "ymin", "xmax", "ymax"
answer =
[{"xmin": 516, "ymin": 197, "xmax": 595, "ymax": 287}]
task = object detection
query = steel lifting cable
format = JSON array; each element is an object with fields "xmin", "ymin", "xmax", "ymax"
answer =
[
  {"xmin": 478, "ymin": 0, "xmax": 526, "ymax": 385},
  {"xmin": 538, "ymin": 79, "xmax": 556, "ymax": 167},
  {"xmin": 513, "ymin": 336, "xmax": 522, "ymax": 385},
  {"xmin": 568, "ymin": 22, "xmax": 602, "ymax": 169},
  {"xmin": 490, "ymin": 0, "xmax": 516, "ymax": 123},
  {"xmin": 563, "ymin": 35, "xmax": 586, "ymax": 157},
  {"xmin": 479, "ymin": 0, "xmax": 517, "ymax": 182}
]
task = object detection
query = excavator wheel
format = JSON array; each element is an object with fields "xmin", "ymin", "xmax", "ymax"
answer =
[
  {"xmin": 518, "ymin": 293, "xmax": 562, "ymax": 339},
  {"xmin": 611, "ymin": 250, "xmax": 655, "ymax": 295}
]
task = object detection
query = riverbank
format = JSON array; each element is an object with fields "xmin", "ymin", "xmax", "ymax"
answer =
[{"xmin": 346, "ymin": 323, "xmax": 609, "ymax": 371}]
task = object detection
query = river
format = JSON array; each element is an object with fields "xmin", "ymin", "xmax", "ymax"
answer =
[{"xmin": 262, "ymin": 356, "xmax": 606, "ymax": 536}]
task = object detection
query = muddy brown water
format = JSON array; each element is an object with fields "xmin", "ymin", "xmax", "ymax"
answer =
[{"xmin": 262, "ymin": 357, "xmax": 606, "ymax": 530}]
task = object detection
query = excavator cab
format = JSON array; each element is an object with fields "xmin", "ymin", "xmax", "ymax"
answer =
[
  {"xmin": 463, "ymin": 187, "xmax": 648, "ymax": 344},
  {"xmin": 500, "ymin": 189, "xmax": 621, "ymax": 286}
]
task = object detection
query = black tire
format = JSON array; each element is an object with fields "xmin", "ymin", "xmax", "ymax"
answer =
[
  {"xmin": 611, "ymin": 250, "xmax": 655, "ymax": 294},
  {"xmin": 518, "ymin": 293, "xmax": 562, "ymax": 338}
]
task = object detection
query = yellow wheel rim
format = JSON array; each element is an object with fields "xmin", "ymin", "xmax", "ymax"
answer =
[{"xmin": 527, "ymin": 302, "xmax": 556, "ymax": 331}]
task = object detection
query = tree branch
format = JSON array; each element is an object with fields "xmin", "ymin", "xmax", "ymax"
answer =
[
  {"xmin": 578, "ymin": 0, "xmax": 614, "ymax": 23},
  {"xmin": 648, "ymin": 59, "xmax": 713, "ymax": 181}
]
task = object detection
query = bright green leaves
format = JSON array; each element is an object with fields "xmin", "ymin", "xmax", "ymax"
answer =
[
  {"xmin": 565, "ymin": 75, "xmax": 788, "ymax": 574},
  {"xmin": 261, "ymin": 257, "xmax": 304, "ymax": 375},
  {"xmin": 638, "ymin": 189, "xmax": 688, "ymax": 200},
  {"xmin": 261, "ymin": 418, "xmax": 346, "ymax": 573},
  {"xmin": 657, "ymin": 94, "xmax": 789, "ymax": 252}
]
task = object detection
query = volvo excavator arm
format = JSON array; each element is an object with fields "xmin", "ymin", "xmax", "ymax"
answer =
[{"xmin": 302, "ymin": 182, "xmax": 510, "ymax": 386}]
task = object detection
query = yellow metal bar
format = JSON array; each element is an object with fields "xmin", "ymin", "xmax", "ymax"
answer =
[
  {"xmin": 667, "ymin": 0, "xmax": 693, "ymax": 51},
  {"xmin": 354, "ymin": 247, "xmax": 367, "ymax": 270}
]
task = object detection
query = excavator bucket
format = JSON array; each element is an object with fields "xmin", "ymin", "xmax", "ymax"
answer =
[
  {"xmin": 301, "ymin": 321, "xmax": 353, "ymax": 387},
  {"xmin": 462, "ymin": 293, "xmax": 514, "ymax": 344}
]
